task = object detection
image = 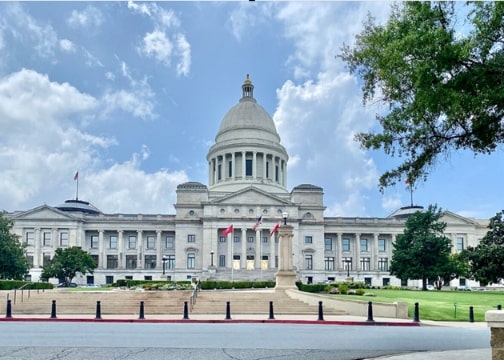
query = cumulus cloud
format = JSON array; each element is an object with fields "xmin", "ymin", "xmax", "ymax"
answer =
[
  {"xmin": 59, "ymin": 39, "xmax": 76, "ymax": 53},
  {"xmin": 272, "ymin": 2, "xmax": 394, "ymax": 216},
  {"xmin": 129, "ymin": 1, "xmax": 191, "ymax": 76},
  {"xmin": 0, "ymin": 69, "xmax": 186, "ymax": 213}
]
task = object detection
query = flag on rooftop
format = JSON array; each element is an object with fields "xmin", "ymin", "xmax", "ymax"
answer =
[
  {"xmin": 222, "ymin": 224, "xmax": 234, "ymax": 236},
  {"xmin": 252, "ymin": 216, "xmax": 263, "ymax": 231},
  {"xmin": 74, "ymin": 171, "xmax": 79, "ymax": 181}
]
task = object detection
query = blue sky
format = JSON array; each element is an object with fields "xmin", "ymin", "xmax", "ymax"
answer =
[{"xmin": 0, "ymin": 1, "xmax": 502, "ymax": 219}]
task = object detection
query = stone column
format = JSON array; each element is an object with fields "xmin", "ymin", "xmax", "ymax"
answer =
[
  {"xmin": 355, "ymin": 233, "xmax": 361, "ymax": 273},
  {"xmin": 253, "ymin": 151, "xmax": 257, "ymax": 179},
  {"xmin": 231, "ymin": 152, "xmax": 235, "ymax": 180},
  {"xmin": 156, "ymin": 230, "xmax": 162, "ymax": 270},
  {"xmin": 372, "ymin": 233, "xmax": 379, "ymax": 271},
  {"xmin": 118, "ymin": 230, "xmax": 123, "ymax": 269},
  {"xmin": 255, "ymin": 229, "xmax": 261, "ymax": 269},
  {"xmin": 241, "ymin": 228, "xmax": 247, "ymax": 269},
  {"xmin": 137, "ymin": 230, "xmax": 143, "ymax": 269},
  {"xmin": 486, "ymin": 310, "xmax": 504, "ymax": 359},
  {"xmin": 270, "ymin": 227, "xmax": 276, "ymax": 269},
  {"xmin": 98, "ymin": 230, "xmax": 104, "ymax": 269},
  {"xmin": 242, "ymin": 151, "xmax": 246, "ymax": 178},
  {"xmin": 275, "ymin": 224, "xmax": 296, "ymax": 289},
  {"xmin": 335, "ymin": 233, "xmax": 342, "ymax": 271}
]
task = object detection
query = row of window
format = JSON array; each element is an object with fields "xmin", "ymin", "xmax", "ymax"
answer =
[
  {"xmin": 216, "ymin": 159, "xmax": 281, "ymax": 182},
  {"xmin": 304, "ymin": 256, "xmax": 390, "ymax": 272}
]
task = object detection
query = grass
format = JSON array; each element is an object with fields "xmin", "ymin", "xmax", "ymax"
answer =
[{"xmin": 330, "ymin": 289, "xmax": 504, "ymax": 322}]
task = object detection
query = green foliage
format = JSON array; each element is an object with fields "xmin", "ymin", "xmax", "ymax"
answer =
[
  {"xmin": 340, "ymin": 2, "xmax": 504, "ymax": 188},
  {"xmin": 0, "ymin": 280, "xmax": 53, "ymax": 290},
  {"xmin": 41, "ymin": 246, "xmax": 96, "ymax": 285},
  {"xmin": 338, "ymin": 283, "xmax": 349, "ymax": 294},
  {"xmin": 389, "ymin": 205, "xmax": 457, "ymax": 289},
  {"xmin": 200, "ymin": 280, "xmax": 276, "ymax": 290},
  {"xmin": 0, "ymin": 213, "xmax": 29, "ymax": 280},
  {"xmin": 295, "ymin": 282, "xmax": 326, "ymax": 293},
  {"xmin": 461, "ymin": 210, "xmax": 504, "ymax": 285}
]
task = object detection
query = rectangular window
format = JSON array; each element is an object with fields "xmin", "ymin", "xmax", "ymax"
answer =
[
  {"xmin": 228, "ymin": 161, "xmax": 232, "ymax": 177},
  {"xmin": 91, "ymin": 235, "xmax": 99, "ymax": 249},
  {"xmin": 144, "ymin": 276, "xmax": 152, "ymax": 281},
  {"xmin": 275, "ymin": 255, "xmax": 278, "ymax": 268},
  {"xmin": 247, "ymin": 236, "xmax": 254, "ymax": 243},
  {"xmin": 126, "ymin": 255, "xmax": 137, "ymax": 269},
  {"xmin": 266, "ymin": 161, "xmax": 269, "ymax": 178},
  {"xmin": 59, "ymin": 232, "xmax": 69, "ymax": 247},
  {"xmin": 165, "ymin": 236, "xmax": 174, "ymax": 249},
  {"xmin": 324, "ymin": 257, "xmax": 334, "ymax": 271},
  {"xmin": 128, "ymin": 236, "xmax": 137, "ymax": 249},
  {"xmin": 105, "ymin": 276, "xmax": 114, "ymax": 285},
  {"xmin": 246, "ymin": 159, "xmax": 253, "ymax": 176},
  {"xmin": 25, "ymin": 231, "xmax": 35, "ymax": 246},
  {"xmin": 262, "ymin": 236, "xmax": 268, "ymax": 243},
  {"xmin": 91, "ymin": 255, "xmax": 99, "ymax": 266},
  {"xmin": 382, "ymin": 278, "xmax": 390, "ymax": 286},
  {"xmin": 364, "ymin": 277, "xmax": 372, "ymax": 286},
  {"xmin": 304, "ymin": 236, "xmax": 313, "ymax": 244},
  {"xmin": 187, "ymin": 234, "xmax": 196, "ymax": 243},
  {"xmin": 166, "ymin": 255, "xmax": 175, "ymax": 270},
  {"xmin": 234, "ymin": 235, "xmax": 240, "ymax": 243},
  {"xmin": 43, "ymin": 232, "xmax": 51, "ymax": 246},
  {"xmin": 360, "ymin": 257, "xmax": 371, "ymax": 271},
  {"xmin": 187, "ymin": 253, "xmax": 195, "ymax": 269},
  {"xmin": 342, "ymin": 238, "xmax": 350, "ymax": 251},
  {"xmin": 219, "ymin": 236, "xmax": 226, "ymax": 243},
  {"xmin": 27, "ymin": 255, "xmax": 34, "ymax": 267},
  {"xmin": 378, "ymin": 257, "xmax": 389, "ymax": 271},
  {"xmin": 360, "ymin": 239, "xmax": 368, "ymax": 252},
  {"xmin": 109, "ymin": 236, "xmax": 118, "ymax": 249},
  {"xmin": 147, "ymin": 235, "xmax": 156, "ymax": 249},
  {"xmin": 378, "ymin": 238, "xmax": 386, "ymax": 252},
  {"xmin": 144, "ymin": 255, "xmax": 156, "ymax": 269},
  {"xmin": 219, "ymin": 254, "xmax": 226, "ymax": 267},
  {"xmin": 324, "ymin": 238, "xmax": 333, "ymax": 251},
  {"xmin": 456, "ymin": 237, "xmax": 464, "ymax": 251},
  {"xmin": 217, "ymin": 164, "xmax": 222, "ymax": 180},
  {"xmin": 305, "ymin": 255, "xmax": 313, "ymax": 270},
  {"xmin": 275, "ymin": 165, "xmax": 279, "ymax": 181},
  {"xmin": 107, "ymin": 255, "xmax": 118, "ymax": 269}
]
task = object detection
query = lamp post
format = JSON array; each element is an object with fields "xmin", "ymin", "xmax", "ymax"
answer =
[
  {"xmin": 344, "ymin": 259, "xmax": 351, "ymax": 278},
  {"xmin": 210, "ymin": 250, "xmax": 214, "ymax": 267},
  {"xmin": 162, "ymin": 255, "xmax": 168, "ymax": 275},
  {"xmin": 282, "ymin": 212, "xmax": 288, "ymax": 225}
]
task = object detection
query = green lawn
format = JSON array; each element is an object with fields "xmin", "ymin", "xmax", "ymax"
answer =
[{"xmin": 330, "ymin": 289, "xmax": 504, "ymax": 322}]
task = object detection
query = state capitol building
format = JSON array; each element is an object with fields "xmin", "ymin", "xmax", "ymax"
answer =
[{"xmin": 7, "ymin": 75, "xmax": 488, "ymax": 288}]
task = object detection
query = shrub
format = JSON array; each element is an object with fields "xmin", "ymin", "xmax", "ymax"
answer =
[{"xmin": 338, "ymin": 283, "xmax": 349, "ymax": 294}]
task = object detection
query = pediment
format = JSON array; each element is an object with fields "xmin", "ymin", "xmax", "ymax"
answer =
[
  {"xmin": 441, "ymin": 211, "xmax": 480, "ymax": 226},
  {"xmin": 210, "ymin": 186, "xmax": 292, "ymax": 206},
  {"xmin": 12, "ymin": 205, "xmax": 77, "ymax": 221}
]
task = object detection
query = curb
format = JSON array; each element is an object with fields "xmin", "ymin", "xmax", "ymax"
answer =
[{"xmin": 0, "ymin": 317, "xmax": 421, "ymax": 326}]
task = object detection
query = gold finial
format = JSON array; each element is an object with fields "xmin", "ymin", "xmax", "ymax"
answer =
[{"xmin": 244, "ymin": 73, "xmax": 251, "ymax": 84}]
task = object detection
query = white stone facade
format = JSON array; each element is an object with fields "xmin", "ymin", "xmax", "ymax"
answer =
[{"xmin": 7, "ymin": 75, "xmax": 489, "ymax": 288}]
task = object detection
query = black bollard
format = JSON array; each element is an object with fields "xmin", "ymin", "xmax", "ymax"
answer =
[
  {"xmin": 469, "ymin": 306, "xmax": 474, "ymax": 323},
  {"xmin": 413, "ymin": 302, "xmax": 420, "ymax": 322},
  {"xmin": 318, "ymin": 301, "xmax": 324, "ymax": 321},
  {"xmin": 498, "ymin": 304, "xmax": 502, "ymax": 310},
  {"xmin": 139, "ymin": 301, "xmax": 145, "ymax": 320},
  {"xmin": 183, "ymin": 301, "xmax": 189, "ymax": 320},
  {"xmin": 5, "ymin": 299, "xmax": 12, "ymax": 318},
  {"xmin": 367, "ymin": 301, "xmax": 374, "ymax": 322},
  {"xmin": 268, "ymin": 301, "xmax": 275, "ymax": 320},
  {"xmin": 50, "ymin": 300, "xmax": 57, "ymax": 319},
  {"xmin": 225, "ymin": 301, "xmax": 231, "ymax": 320},
  {"xmin": 95, "ymin": 301, "xmax": 102, "ymax": 319}
]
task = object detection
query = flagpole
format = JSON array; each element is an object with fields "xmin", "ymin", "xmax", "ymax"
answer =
[
  {"xmin": 231, "ymin": 229, "xmax": 234, "ymax": 283},
  {"xmin": 74, "ymin": 171, "xmax": 79, "ymax": 201}
]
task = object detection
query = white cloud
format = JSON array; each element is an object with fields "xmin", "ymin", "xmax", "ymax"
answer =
[
  {"xmin": 67, "ymin": 6, "xmax": 104, "ymax": 29},
  {"xmin": 3, "ymin": 3, "xmax": 58, "ymax": 59},
  {"xmin": 102, "ymin": 78, "xmax": 156, "ymax": 120},
  {"xmin": 175, "ymin": 34, "xmax": 191, "ymax": 77},
  {"xmin": 0, "ymin": 68, "xmax": 186, "ymax": 213},
  {"xmin": 141, "ymin": 30, "xmax": 173, "ymax": 64},
  {"xmin": 59, "ymin": 39, "xmax": 76, "ymax": 53}
]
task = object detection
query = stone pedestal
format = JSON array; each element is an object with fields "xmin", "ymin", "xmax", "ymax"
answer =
[
  {"xmin": 275, "ymin": 224, "xmax": 297, "ymax": 289},
  {"xmin": 486, "ymin": 310, "xmax": 504, "ymax": 359}
]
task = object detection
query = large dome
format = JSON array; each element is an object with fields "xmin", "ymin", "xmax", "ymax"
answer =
[
  {"xmin": 206, "ymin": 75, "xmax": 289, "ymax": 194},
  {"xmin": 214, "ymin": 74, "xmax": 281, "ymax": 145}
]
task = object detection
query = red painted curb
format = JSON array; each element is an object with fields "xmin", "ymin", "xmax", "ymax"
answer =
[{"xmin": 0, "ymin": 318, "xmax": 421, "ymax": 326}]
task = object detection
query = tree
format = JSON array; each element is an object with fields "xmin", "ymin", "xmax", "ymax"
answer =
[
  {"xmin": 41, "ymin": 247, "xmax": 96, "ymax": 285},
  {"xmin": 340, "ymin": 2, "xmax": 504, "ymax": 189},
  {"xmin": 389, "ymin": 205, "xmax": 455, "ymax": 290},
  {"xmin": 461, "ymin": 210, "xmax": 504, "ymax": 285},
  {"xmin": 0, "ymin": 213, "xmax": 29, "ymax": 280}
]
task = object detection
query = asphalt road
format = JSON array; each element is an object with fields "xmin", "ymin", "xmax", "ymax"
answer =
[{"xmin": 0, "ymin": 322, "xmax": 490, "ymax": 360}]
